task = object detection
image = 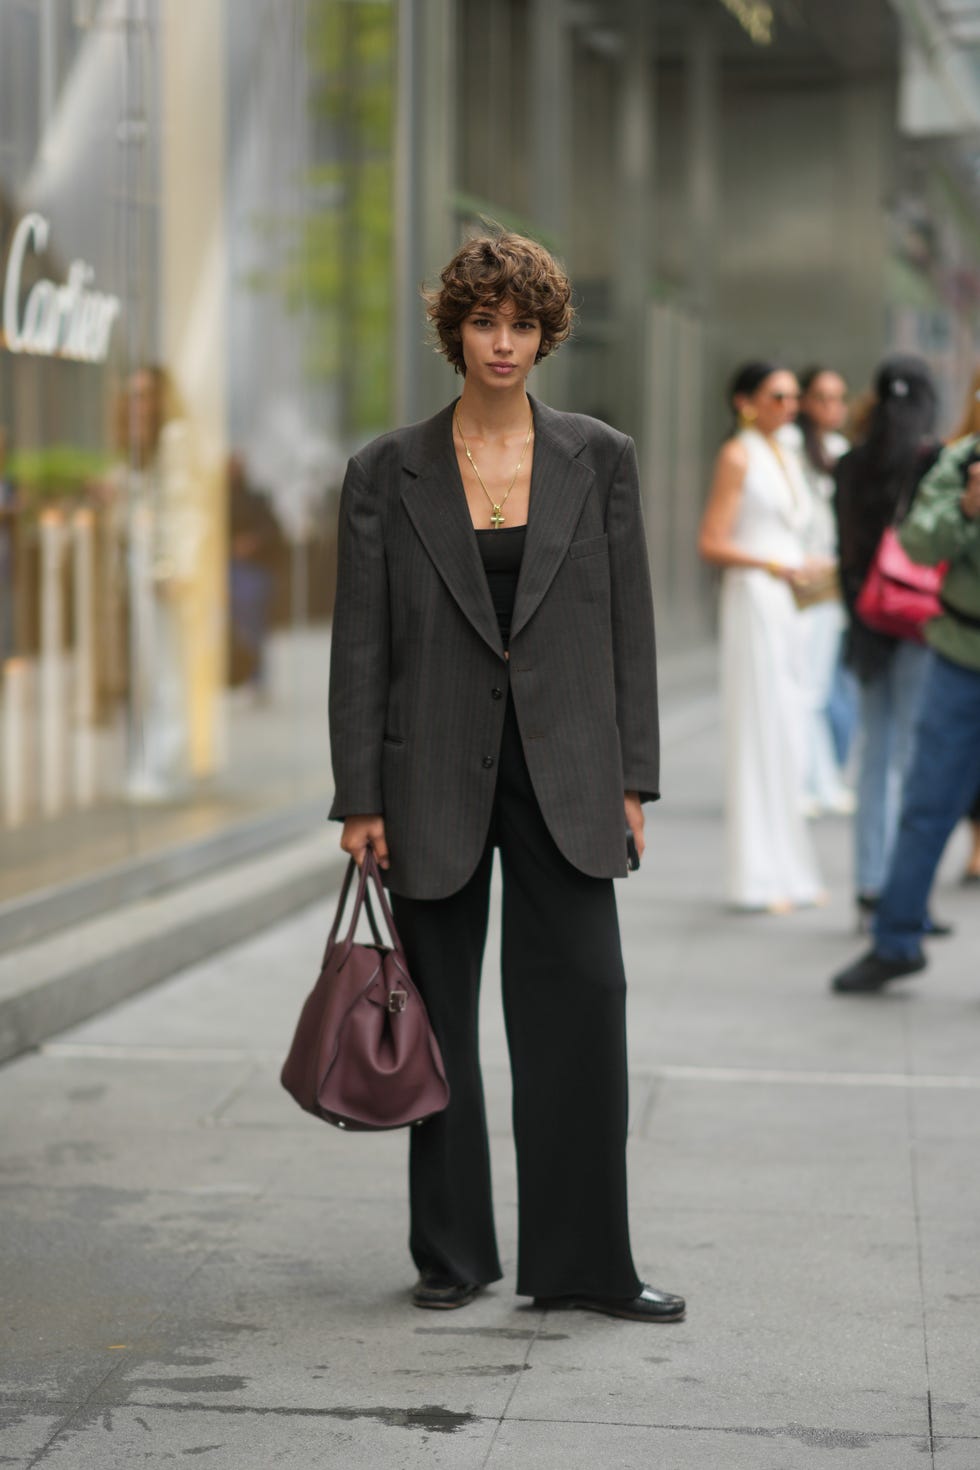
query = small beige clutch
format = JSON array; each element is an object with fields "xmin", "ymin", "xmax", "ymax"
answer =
[{"xmin": 791, "ymin": 566, "xmax": 841, "ymax": 610}]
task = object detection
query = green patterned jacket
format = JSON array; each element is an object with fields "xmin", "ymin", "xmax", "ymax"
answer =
[{"xmin": 900, "ymin": 434, "xmax": 980, "ymax": 674}]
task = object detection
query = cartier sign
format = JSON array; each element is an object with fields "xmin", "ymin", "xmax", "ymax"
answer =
[{"xmin": 2, "ymin": 213, "xmax": 120, "ymax": 364}]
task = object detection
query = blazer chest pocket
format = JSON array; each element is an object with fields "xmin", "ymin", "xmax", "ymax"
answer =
[{"xmin": 567, "ymin": 533, "xmax": 608, "ymax": 561}]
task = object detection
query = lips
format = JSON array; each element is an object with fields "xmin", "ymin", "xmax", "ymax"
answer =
[{"xmin": 489, "ymin": 363, "xmax": 515, "ymax": 374}]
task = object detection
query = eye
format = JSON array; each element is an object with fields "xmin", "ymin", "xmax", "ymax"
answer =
[{"xmin": 515, "ymin": 320, "xmax": 539, "ymax": 332}]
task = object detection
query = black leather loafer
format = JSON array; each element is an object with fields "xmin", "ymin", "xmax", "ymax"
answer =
[
  {"xmin": 533, "ymin": 1283, "xmax": 686, "ymax": 1323},
  {"xmin": 831, "ymin": 949, "xmax": 926, "ymax": 994},
  {"xmin": 411, "ymin": 1274, "xmax": 481, "ymax": 1310}
]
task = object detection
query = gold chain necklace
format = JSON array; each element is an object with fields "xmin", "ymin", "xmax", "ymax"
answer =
[
  {"xmin": 454, "ymin": 408, "xmax": 533, "ymax": 528},
  {"xmin": 766, "ymin": 435, "xmax": 800, "ymax": 510}
]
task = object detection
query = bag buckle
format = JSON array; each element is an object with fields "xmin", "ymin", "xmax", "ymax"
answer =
[{"xmin": 387, "ymin": 989, "xmax": 408, "ymax": 1014}]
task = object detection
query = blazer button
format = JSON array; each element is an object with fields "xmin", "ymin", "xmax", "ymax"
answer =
[
  {"xmin": 491, "ymin": 687, "xmax": 503, "ymax": 700},
  {"xmin": 482, "ymin": 756, "xmax": 495, "ymax": 769}
]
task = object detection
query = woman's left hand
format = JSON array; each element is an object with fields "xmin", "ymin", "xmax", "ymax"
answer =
[{"xmin": 624, "ymin": 791, "xmax": 645, "ymax": 863}]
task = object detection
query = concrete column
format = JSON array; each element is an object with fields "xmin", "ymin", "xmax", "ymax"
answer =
[
  {"xmin": 160, "ymin": 0, "xmax": 228, "ymax": 776},
  {"xmin": 530, "ymin": 0, "xmax": 570, "ymax": 241},
  {"xmin": 395, "ymin": 0, "xmax": 457, "ymax": 425},
  {"xmin": 687, "ymin": 0, "xmax": 720, "ymax": 322},
  {"xmin": 613, "ymin": 0, "xmax": 656, "ymax": 451},
  {"xmin": 838, "ymin": 77, "xmax": 892, "ymax": 388},
  {"xmin": 681, "ymin": 0, "xmax": 722, "ymax": 636},
  {"xmin": 529, "ymin": 0, "xmax": 572, "ymax": 409}
]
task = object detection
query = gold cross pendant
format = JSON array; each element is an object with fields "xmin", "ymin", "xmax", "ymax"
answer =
[{"xmin": 490, "ymin": 505, "xmax": 505, "ymax": 528}]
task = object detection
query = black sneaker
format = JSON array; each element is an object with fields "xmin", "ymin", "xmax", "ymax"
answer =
[{"xmin": 831, "ymin": 949, "xmax": 927, "ymax": 994}]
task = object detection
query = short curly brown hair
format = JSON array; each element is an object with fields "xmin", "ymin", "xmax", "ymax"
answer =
[{"xmin": 425, "ymin": 231, "xmax": 574, "ymax": 374}]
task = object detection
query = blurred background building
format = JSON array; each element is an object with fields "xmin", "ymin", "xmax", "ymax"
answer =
[{"xmin": 2, "ymin": 0, "xmax": 980, "ymax": 907}]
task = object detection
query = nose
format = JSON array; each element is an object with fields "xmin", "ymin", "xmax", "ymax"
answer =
[{"xmin": 492, "ymin": 324, "xmax": 514, "ymax": 355}]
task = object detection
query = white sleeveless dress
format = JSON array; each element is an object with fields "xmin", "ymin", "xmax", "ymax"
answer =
[{"xmin": 720, "ymin": 429, "xmax": 823, "ymax": 909}]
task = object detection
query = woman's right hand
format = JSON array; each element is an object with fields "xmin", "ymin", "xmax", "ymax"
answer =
[{"xmin": 340, "ymin": 814, "xmax": 389, "ymax": 869}]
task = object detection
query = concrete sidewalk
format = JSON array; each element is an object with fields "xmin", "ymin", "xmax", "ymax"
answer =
[{"xmin": 2, "ymin": 674, "xmax": 980, "ymax": 1468}]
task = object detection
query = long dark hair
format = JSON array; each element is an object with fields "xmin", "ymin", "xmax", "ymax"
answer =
[
  {"xmin": 847, "ymin": 355, "xmax": 937, "ymax": 519},
  {"xmin": 797, "ymin": 365, "xmax": 837, "ymax": 475},
  {"xmin": 727, "ymin": 360, "xmax": 784, "ymax": 430}
]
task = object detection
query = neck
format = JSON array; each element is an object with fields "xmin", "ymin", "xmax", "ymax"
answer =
[{"xmin": 457, "ymin": 381, "xmax": 531, "ymax": 438}]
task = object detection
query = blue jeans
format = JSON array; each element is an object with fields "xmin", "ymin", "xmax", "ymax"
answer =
[
  {"xmin": 855, "ymin": 640, "xmax": 929, "ymax": 896},
  {"xmin": 827, "ymin": 651, "xmax": 859, "ymax": 767},
  {"xmin": 875, "ymin": 653, "xmax": 980, "ymax": 960}
]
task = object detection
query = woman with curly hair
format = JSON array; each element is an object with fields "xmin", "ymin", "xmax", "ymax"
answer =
[{"xmin": 328, "ymin": 231, "xmax": 684, "ymax": 1323}]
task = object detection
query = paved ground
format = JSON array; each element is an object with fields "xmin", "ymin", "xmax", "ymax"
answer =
[{"xmin": 2, "ymin": 682, "xmax": 979, "ymax": 1468}]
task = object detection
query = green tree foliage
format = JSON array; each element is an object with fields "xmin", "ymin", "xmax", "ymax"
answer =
[{"xmin": 289, "ymin": 0, "xmax": 396, "ymax": 437}]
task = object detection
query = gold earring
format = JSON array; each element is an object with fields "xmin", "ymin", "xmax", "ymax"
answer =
[{"xmin": 738, "ymin": 405, "xmax": 757, "ymax": 429}]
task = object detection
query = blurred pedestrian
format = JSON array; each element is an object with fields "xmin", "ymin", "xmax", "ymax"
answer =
[
  {"xmin": 698, "ymin": 361, "xmax": 829, "ymax": 912},
  {"xmin": 831, "ymin": 433, "xmax": 980, "ymax": 992},
  {"xmin": 782, "ymin": 366, "xmax": 854, "ymax": 815},
  {"xmin": 328, "ymin": 231, "xmax": 684, "ymax": 1323},
  {"xmin": 228, "ymin": 453, "xmax": 278, "ymax": 700},
  {"xmin": 0, "ymin": 428, "xmax": 16, "ymax": 664},
  {"xmin": 833, "ymin": 356, "xmax": 941, "ymax": 932},
  {"xmin": 962, "ymin": 792, "xmax": 980, "ymax": 885},
  {"xmin": 102, "ymin": 366, "xmax": 203, "ymax": 802},
  {"xmin": 941, "ymin": 369, "xmax": 980, "ymax": 887}
]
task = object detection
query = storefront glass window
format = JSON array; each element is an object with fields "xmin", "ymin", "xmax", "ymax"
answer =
[{"xmin": 0, "ymin": 0, "xmax": 396, "ymax": 904}]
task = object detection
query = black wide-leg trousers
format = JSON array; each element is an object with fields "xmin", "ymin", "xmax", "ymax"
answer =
[{"xmin": 391, "ymin": 697, "xmax": 642, "ymax": 1300}]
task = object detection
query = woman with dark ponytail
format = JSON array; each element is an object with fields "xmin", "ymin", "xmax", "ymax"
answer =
[
  {"xmin": 833, "ymin": 355, "xmax": 941, "ymax": 928},
  {"xmin": 699, "ymin": 361, "xmax": 829, "ymax": 911},
  {"xmin": 784, "ymin": 366, "xmax": 854, "ymax": 814}
]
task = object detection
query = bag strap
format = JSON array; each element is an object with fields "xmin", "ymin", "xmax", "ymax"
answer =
[
  {"xmin": 321, "ymin": 854, "xmax": 385, "ymax": 967},
  {"xmin": 360, "ymin": 848, "xmax": 408, "ymax": 958},
  {"xmin": 361, "ymin": 884, "xmax": 386, "ymax": 948},
  {"xmin": 324, "ymin": 858, "xmax": 358, "ymax": 956}
]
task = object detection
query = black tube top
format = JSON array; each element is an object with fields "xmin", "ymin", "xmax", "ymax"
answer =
[{"xmin": 476, "ymin": 524, "xmax": 526, "ymax": 648}]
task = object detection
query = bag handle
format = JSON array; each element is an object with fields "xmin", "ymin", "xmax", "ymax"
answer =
[
  {"xmin": 321, "ymin": 848, "xmax": 402, "ymax": 967},
  {"xmin": 360, "ymin": 847, "xmax": 408, "ymax": 956},
  {"xmin": 321, "ymin": 854, "xmax": 384, "ymax": 965}
]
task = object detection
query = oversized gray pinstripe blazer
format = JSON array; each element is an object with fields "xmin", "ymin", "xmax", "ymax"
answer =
[{"xmin": 328, "ymin": 395, "xmax": 660, "ymax": 900}]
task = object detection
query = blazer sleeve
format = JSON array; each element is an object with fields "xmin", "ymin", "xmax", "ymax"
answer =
[
  {"xmin": 328, "ymin": 455, "xmax": 390, "ymax": 820},
  {"xmin": 607, "ymin": 435, "xmax": 660, "ymax": 802}
]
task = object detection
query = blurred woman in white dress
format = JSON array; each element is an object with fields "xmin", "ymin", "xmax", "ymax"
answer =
[{"xmin": 699, "ymin": 362, "xmax": 830, "ymax": 912}]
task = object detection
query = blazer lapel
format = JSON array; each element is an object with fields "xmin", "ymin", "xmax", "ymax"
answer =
[
  {"xmin": 400, "ymin": 403, "xmax": 504, "ymax": 658},
  {"xmin": 510, "ymin": 397, "xmax": 594, "ymax": 642}
]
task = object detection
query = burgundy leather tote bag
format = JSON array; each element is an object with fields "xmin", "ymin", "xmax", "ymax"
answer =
[
  {"xmin": 855, "ymin": 527, "xmax": 947, "ymax": 643},
  {"xmin": 280, "ymin": 850, "xmax": 449, "ymax": 1130}
]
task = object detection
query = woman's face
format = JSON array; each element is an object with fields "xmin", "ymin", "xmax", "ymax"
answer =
[
  {"xmin": 127, "ymin": 369, "xmax": 162, "ymax": 458},
  {"xmin": 458, "ymin": 299, "xmax": 542, "ymax": 390},
  {"xmin": 800, "ymin": 371, "xmax": 848, "ymax": 433},
  {"xmin": 737, "ymin": 370, "xmax": 800, "ymax": 436}
]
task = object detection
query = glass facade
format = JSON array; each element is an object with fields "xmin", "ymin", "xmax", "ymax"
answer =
[{"xmin": 0, "ymin": 0, "xmax": 395, "ymax": 902}]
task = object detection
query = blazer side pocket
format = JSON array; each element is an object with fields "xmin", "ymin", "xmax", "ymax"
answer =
[{"xmin": 567, "ymin": 533, "xmax": 609, "ymax": 561}]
